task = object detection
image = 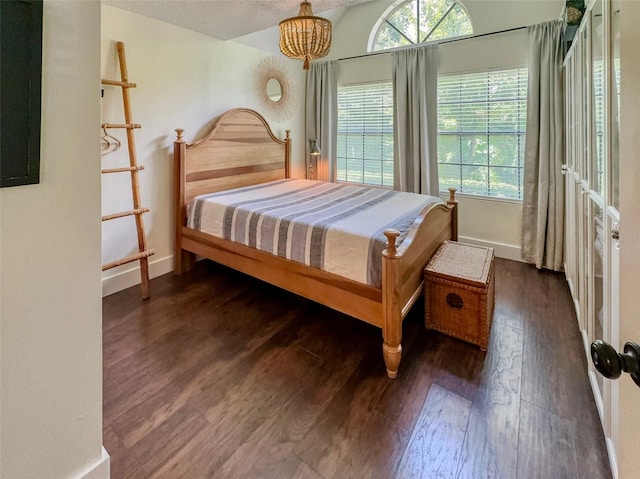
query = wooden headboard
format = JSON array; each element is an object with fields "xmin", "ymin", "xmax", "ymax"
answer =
[
  {"xmin": 174, "ymin": 108, "xmax": 291, "ymax": 207},
  {"xmin": 173, "ymin": 108, "xmax": 291, "ymax": 272}
]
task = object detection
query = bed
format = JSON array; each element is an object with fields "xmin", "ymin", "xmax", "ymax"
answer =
[{"xmin": 173, "ymin": 108, "xmax": 458, "ymax": 378}]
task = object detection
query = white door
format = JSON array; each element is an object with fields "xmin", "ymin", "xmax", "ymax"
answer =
[
  {"xmin": 602, "ymin": 0, "xmax": 621, "ymax": 467},
  {"xmin": 611, "ymin": 0, "xmax": 640, "ymax": 477}
]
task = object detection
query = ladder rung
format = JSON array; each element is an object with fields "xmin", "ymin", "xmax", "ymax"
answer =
[
  {"xmin": 102, "ymin": 166, "xmax": 145, "ymax": 174},
  {"xmin": 102, "ymin": 208, "xmax": 150, "ymax": 222},
  {"xmin": 101, "ymin": 79, "xmax": 137, "ymax": 88},
  {"xmin": 102, "ymin": 249, "xmax": 155, "ymax": 271},
  {"xmin": 102, "ymin": 123, "xmax": 141, "ymax": 129}
]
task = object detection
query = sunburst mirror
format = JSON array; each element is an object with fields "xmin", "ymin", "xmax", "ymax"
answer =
[{"xmin": 256, "ymin": 56, "xmax": 297, "ymax": 122}]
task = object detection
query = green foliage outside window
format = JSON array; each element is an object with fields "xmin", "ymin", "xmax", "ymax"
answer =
[
  {"xmin": 372, "ymin": 0, "xmax": 473, "ymax": 52},
  {"xmin": 336, "ymin": 69, "xmax": 528, "ymax": 200},
  {"xmin": 437, "ymin": 68, "xmax": 528, "ymax": 199},
  {"xmin": 337, "ymin": 83, "xmax": 394, "ymax": 187}
]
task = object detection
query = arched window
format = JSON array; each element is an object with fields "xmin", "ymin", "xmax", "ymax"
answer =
[{"xmin": 369, "ymin": 0, "xmax": 473, "ymax": 52}]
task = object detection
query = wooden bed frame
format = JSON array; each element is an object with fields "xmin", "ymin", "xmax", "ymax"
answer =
[{"xmin": 173, "ymin": 108, "xmax": 458, "ymax": 379}]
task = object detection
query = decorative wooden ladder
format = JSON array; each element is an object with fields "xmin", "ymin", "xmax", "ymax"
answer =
[{"xmin": 101, "ymin": 42, "xmax": 154, "ymax": 299}]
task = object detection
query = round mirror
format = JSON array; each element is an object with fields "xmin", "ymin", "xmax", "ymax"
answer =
[
  {"xmin": 266, "ymin": 78, "xmax": 282, "ymax": 102},
  {"xmin": 256, "ymin": 56, "xmax": 297, "ymax": 121}
]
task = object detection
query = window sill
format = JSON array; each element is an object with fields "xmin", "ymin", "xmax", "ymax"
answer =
[
  {"xmin": 336, "ymin": 180, "xmax": 393, "ymax": 190},
  {"xmin": 439, "ymin": 191, "xmax": 523, "ymax": 205},
  {"xmin": 335, "ymin": 182, "xmax": 522, "ymax": 204}
]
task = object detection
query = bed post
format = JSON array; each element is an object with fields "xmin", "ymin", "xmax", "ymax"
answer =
[
  {"xmin": 382, "ymin": 228, "xmax": 403, "ymax": 379},
  {"xmin": 173, "ymin": 128, "xmax": 195, "ymax": 274},
  {"xmin": 284, "ymin": 129, "xmax": 291, "ymax": 178},
  {"xmin": 447, "ymin": 187, "xmax": 458, "ymax": 241}
]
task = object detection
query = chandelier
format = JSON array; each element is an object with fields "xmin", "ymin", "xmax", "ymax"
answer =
[{"xmin": 279, "ymin": 2, "xmax": 332, "ymax": 70}]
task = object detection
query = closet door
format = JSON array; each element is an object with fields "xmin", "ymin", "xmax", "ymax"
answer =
[
  {"xmin": 603, "ymin": 0, "xmax": 621, "ymax": 461},
  {"xmin": 587, "ymin": 0, "xmax": 622, "ymax": 466},
  {"xmin": 606, "ymin": 0, "xmax": 621, "ymax": 341},
  {"xmin": 563, "ymin": 51, "xmax": 577, "ymax": 301},
  {"xmin": 588, "ymin": 0, "xmax": 607, "ymax": 415},
  {"xmin": 577, "ymin": 18, "xmax": 590, "ymax": 334},
  {"xmin": 564, "ymin": 1, "xmax": 621, "ymax": 471}
]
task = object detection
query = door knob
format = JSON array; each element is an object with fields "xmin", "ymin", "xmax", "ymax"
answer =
[{"xmin": 590, "ymin": 340, "xmax": 640, "ymax": 387}]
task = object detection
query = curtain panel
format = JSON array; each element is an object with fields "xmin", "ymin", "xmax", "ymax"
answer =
[
  {"xmin": 305, "ymin": 61, "xmax": 338, "ymax": 182},
  {"xmin": 391, "ymin": 45, "xmax": 439, "ymax": 195},
  {"xmin": 521, "ymin": 20, "xmax": 565, "ymax": 271}
]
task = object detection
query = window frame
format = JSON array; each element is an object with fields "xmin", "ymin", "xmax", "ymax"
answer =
[
  {"xmin": 367, "ymin": 0, "xmax": 474, "ymax": 53},
  {"xmin": 335, "ymin": 65, "xmax": 529, "ymax": 202},
  {"xmin": 336, "ymin": 81, "xmax": 395, "ymax": 188},
  {"xmin": 437, "ymin": 66, "xmax": 529, "ymax": 201}
]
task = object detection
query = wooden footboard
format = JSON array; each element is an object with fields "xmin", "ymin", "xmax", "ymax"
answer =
[
  {"xmin": 181, "ymin": 226, "xmax": 384, "ymax": 327},
  {"xmin": 173, "ymin": 108, "xmax": 458, "ymax": 379},
  {"xmin": 381, "ymin": 190, "xmax": 457, "ymax": 378}
]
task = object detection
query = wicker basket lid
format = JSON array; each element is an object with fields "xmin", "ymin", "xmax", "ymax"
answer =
[{"xmin": 426, "ymin": 241, "xmax": 494, "ymax": 287}]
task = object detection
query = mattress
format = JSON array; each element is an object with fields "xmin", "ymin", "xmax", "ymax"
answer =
[{"xmin": 187, "ymin": 179, "xmax": 442, "ymax": 287}]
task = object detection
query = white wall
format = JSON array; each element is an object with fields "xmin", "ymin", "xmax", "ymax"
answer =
[
  {"xmin": 0, "ymin": 2, "xmax": 106, "ymax": 478},
  {"xmin": 100, "ymin": 5, "xmax": 306, "ymax": 296},
  {"xmin": 326, "ymin": 0, "xmax": 564, "ymax": 259}
]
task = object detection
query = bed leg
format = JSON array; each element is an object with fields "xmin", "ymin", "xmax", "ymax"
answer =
[
  {"xmin": 382, "ymin": 228, "xmax": 403, "ymax": 379},
  {"xmin": 382, "ymin": 341, "xmax": 402, "ymax": 379},
  {"xmin": 174, "ymin": 249, "xmax": 195, "ymax": 275}
]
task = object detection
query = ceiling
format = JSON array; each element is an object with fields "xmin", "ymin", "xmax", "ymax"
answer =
[{"xmin": 103, "ymin": 0, "xmax": 375, "ymax": 41}]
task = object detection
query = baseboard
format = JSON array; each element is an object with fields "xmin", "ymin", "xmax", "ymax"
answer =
[
  {"xmin": 457, "ymin": 236, "xmax": 522, "ymax": 262},
  {"xmin": 588, "ymin": 369, "xmax": 605, "ymax": 422},
  {"xmin": 578, "ymin": 301, "xmax": 617, "ymax": 479},
  {"xmin": 74, "ymin": 446, "xmax": 110, "ymax": 479},
  {"xmin": 566, "ymin": 275, "xmax": 576, "ymax": 301},
  {"xmin": 582, "ymin": 328, "xmax": 620, "ymax": 479},
  {"xmin": 568, "ymin": 272, "xmax": 616, "ymax": 479},
  {"xmin": 564, "ymin": 267, "xmax": 583, "ymax": 328},
  {"xmin": 606, "ymin": 438, "xmax": 618, "ymax": 479},
  {"xmin": 102, "ymin": 255, "xmax": 173, "ymax": 297}
]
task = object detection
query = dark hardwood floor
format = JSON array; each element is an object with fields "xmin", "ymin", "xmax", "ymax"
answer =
[{"xmin": 103, "ymin": 259, "xmax": 612, "ymax": 479}]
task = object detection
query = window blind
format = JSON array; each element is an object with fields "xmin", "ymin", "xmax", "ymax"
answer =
[
  {"xmin": 437, "ymin": 67, "xmax": 528, "ymax": 199},
  {"xmin": 337, "ymin": 82, "xmax": 394, "ymax": 187}
]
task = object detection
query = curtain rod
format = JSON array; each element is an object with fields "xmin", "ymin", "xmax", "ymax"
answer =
[{"xmin": 337, "ymin": 25, "xmax": 528, "ymax": 63}]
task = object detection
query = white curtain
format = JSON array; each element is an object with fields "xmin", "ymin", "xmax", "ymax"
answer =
[
  {"xmin": 521, "ymin": 20, "xmax": 565, "ymax": 271},
  {"xmin": 391, "ymin": 45, "xmax": 439, "ymax": 195},
  {"xmin": 305, "ymin": 61, "xmax": 338, "ymax": 182}
]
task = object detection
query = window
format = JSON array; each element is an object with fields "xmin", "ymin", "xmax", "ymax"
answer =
[
  {"xmin": 370, "ymin": 0, "xmax": 472, "ymax": 52},
  {"xmin": 438, "ymin": 68, "xmax": 528, "ymax": 199},
  {"xmin": 336, "ymin": 82, "xmax": 394, "ymax": 187},
  {"xmin": 336, "ymin": 68, "xmax": 528, "ymax": 199}
]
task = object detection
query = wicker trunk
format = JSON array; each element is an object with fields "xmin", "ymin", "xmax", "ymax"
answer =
[{"xmin": 424, "ymin": 241, "xmax": 495, "ymax": 350}]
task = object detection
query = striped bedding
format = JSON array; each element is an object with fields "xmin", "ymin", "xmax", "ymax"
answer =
[{"xmin": 187, "ymin": 179, "xmax": 442, "ymax": 287}]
